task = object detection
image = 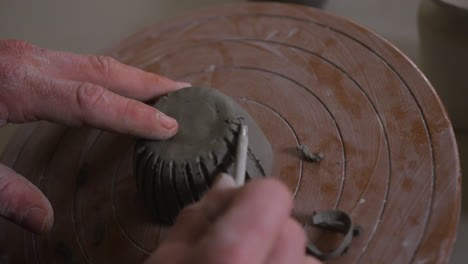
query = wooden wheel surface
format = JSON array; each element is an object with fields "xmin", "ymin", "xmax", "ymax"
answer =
[{"xmin": 0, "ymin": 3, "xmax": 461, "ymax": 263}]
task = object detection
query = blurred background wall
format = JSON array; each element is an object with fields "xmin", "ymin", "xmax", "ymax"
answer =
[{"xmin": 0, "ymin": 0, "xmax": 466, "ymax": 262}]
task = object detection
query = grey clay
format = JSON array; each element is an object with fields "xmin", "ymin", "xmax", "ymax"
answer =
[{"xmin": 134, "ymin": 87, "xmax": 273, "ymax": 224}]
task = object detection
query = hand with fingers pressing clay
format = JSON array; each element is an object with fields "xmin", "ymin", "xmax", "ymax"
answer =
[
  {"xmin": 0, "ymin": 39, "xmax": 322, "ymax": 264},
  {"xmin": 0, "ymin": 39, "xmax": 190, "ymax": 233}
]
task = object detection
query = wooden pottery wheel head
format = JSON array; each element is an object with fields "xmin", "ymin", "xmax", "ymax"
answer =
[{"xmin": 0, "ymin": 3, "xmax": 460, "ymax": 264}]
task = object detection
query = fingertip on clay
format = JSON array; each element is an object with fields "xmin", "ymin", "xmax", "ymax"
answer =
[
  {"xmin": 156, "ymin": 124, "xmax": 179, "ymax": 140},
  {"xmin": 176, "ymin": 82, "xmax": 192, "ymax": 89},
  {"xmin": 155, "ymin": 112, "xmax": 178, "ymax": 130},
  {"xmin": 212, "ymin": 173, "xmax": 236, "ymax": 189}
]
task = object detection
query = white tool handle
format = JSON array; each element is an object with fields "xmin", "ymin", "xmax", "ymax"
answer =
[{"xmin": 233, "ymin": 124, "xmax": 248, "ymax": 187}]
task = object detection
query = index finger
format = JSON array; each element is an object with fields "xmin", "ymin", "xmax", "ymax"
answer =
[
  {"xmin": 34, "ymin": 49, "xmax": 190, "ymax": 101},
  {"xmin": 22, "ymin": 75, "xmax": 179, "ymax": 140},
  {"xmin": 196, "ymin": 179, "xmax": 293, "ymax": 264}
]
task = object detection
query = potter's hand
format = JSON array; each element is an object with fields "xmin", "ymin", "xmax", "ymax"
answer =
[
  {"xmin": 0, "ymin": 39, "xmax": 190, "ymax": 233},
  {"xmin": 146, "ymin": 174, "xmax": 322, "ymax": 264}
]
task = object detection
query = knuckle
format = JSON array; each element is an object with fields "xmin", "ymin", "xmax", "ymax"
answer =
[
  {"xmin": 0, "ymin": 170, "xmax": 23, "ymax": 219},
  {"xmin": 75, "ymin": 82, "xmax": 106, "ymax": 111},
  {"xmin": 0, "ymin": 62, "xmax": 30, "ymax": 87},
  {"xmin": 88, "ymin": 55, "xmax": 117, "ymax": 76},
  {"xmin": 0, "ymin": 171, "xmax": 15, "ymax": 194},
  {"xmin": 0, "ymin": 63, "xmax": 36, "ymax": 123},
  {"xmin": 0, "ymin": 39, "xmax": 36, "ymax": 56},
  {"xmin": 122, "ymin": 98, "xmax": 137, "ymax": 116}
]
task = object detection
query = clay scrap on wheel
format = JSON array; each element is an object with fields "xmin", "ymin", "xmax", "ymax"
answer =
[{"xmin": 134, "ymin": 86, "xmax": 273, "ymax": 224}]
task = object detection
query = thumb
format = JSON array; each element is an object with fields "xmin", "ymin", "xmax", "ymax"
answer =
[{"xmin": 0, "ymin": 164, "xmax": 53, "ymax": 233}]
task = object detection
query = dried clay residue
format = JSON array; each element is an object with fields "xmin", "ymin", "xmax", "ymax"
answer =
[
  {"xmin": 296, "ymin": 145, "xmax": 323, "ymax": 162},
  {"xmin": 305, "ymin": 210, "xmax": 363, "ymax": 261}
]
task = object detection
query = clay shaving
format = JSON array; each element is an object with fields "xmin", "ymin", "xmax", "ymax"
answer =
[
  {"xmin": 305, "ymin": 210, "xmax": 363, "ymax": 261},
  {"xmin": 296, "ymin": 145, "xmax": 323, "ymax": 162}
]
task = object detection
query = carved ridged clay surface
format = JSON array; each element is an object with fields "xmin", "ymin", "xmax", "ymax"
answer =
[{"xmin": 134, "ymin": 86, "xmax": 273, "ymax": 224}]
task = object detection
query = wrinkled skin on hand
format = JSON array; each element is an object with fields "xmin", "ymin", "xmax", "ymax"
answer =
[
  {"xmin": 146, "ymin": 174, "xmax": 321, "ymax": 264},
  {"xmin": 0, "ymin": 39, "xmax": 190, "ymax": 234}
]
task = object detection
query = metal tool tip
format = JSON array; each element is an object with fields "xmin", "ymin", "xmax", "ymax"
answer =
[{"xmin": 240, "ymin": 124, "xmax": 248, "ymax": 136}]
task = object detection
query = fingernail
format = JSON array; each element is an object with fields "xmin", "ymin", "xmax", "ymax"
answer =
[
  {"xmin": 212, "ymin": 173, "xmax": 236, "ymax": 189},
  {"xmin": 176, "ymin": 82, "xmax": 191, "ymax": 88},
  {"xmin": 22, "ymin": 207, "xmax": 50, "ymax": 233},
  {"xmin": 156, "ymin": 112, "xmax": 177, "ymax": 129}
]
